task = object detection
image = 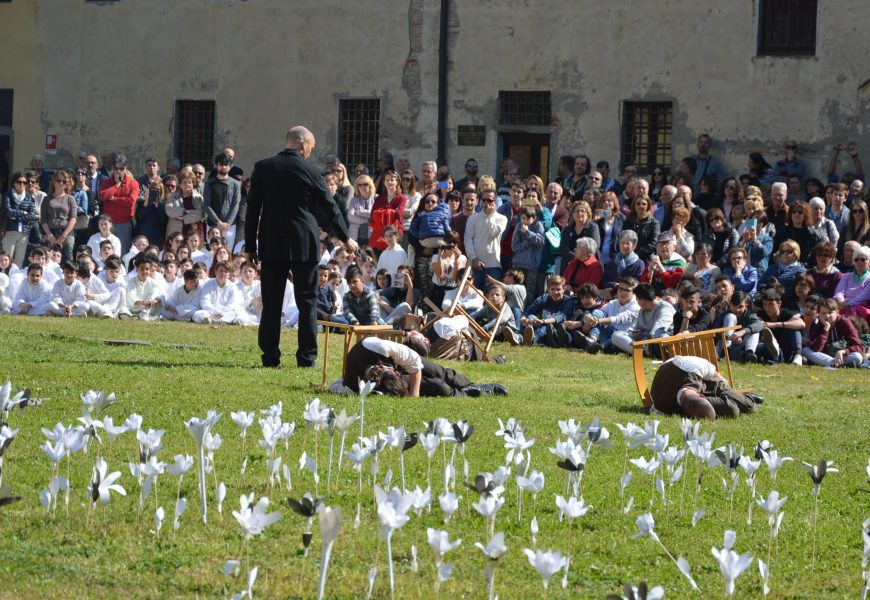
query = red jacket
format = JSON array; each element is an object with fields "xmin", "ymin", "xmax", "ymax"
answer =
[
  {"xmin": 806, "ymin": 316, "xmax": 863, "ymax": 354},
  {"xmin": 369, "ymin": 192, "xmax": 406, "ymax": 251},
  {"xmin": 564, "ymin": 256, "xmax": 604, "ymax": 291},
  {"xmin": 99, "ymin": 176, "xmax": 139, "ymax": 224}
]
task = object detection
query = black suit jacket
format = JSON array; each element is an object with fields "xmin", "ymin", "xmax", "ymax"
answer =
[{"xmin": 244, "ymin": 148, "xmax": 349, "ymax": 262}]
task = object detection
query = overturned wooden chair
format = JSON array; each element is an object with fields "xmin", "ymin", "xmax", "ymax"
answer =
[
  {"xmin": 315, "ymin": 321, "xmax": 405, "ymax": 387},
  {"xmin": 631, "ymin": 325, "xmax": 746, "ymax": 409},
  {"xmin": 420, "ymin": 267, "xmax": 503, "ymax": 362}
]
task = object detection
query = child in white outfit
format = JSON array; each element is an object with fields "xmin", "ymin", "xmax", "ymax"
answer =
[{"xmin": 48, "ymin": 261, "xmax": 89, "ymax": 317}]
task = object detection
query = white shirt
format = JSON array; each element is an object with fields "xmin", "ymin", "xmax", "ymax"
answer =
[
  {"xmin": 361, "ymin": 337, "xmax": 422, "ymax": 373},
  {"xmin": 14, "ymin": 279, "xmax": 51, "ymax": 307},
  {"xmin": 199, "ymin": 278, "xmax": 243, "ymax": 312},
  {"xmin": 51, "ymin": 278, "xmax": 87, "ymax": 305},
  {"xmin": 464, "ymin": 210, "xmax": 507, "ymax": 269},
  {"xmin": 87, "ymin": 232, "xmax": 122, "ymax": 259},
  {"xmin": 376, "ymin": 246, "xmax": 408, "ymax": 277}
]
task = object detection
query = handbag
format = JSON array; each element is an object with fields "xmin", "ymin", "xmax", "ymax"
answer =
[{"xmin": 544, "ymin": 225, "xmax": 561, "ymax": 251}]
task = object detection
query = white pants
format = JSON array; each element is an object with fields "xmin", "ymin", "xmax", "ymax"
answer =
[
  {"xmin": 720, "ymin": 313, "xmax": 760, "ymax": 358},
  {"xmin": 47, "ymin": 301, "xmax": 88, "ymax": 317},
  {"xmin": 0, "ymin": 296, "xmax": 11, "ymax": 313},
  {"xmin": 131, "ymin": 300, "xmax": 162, "ymax": 320},
  {"xmin": 237, "ymin": 309, "xmax": 260, "ymax": 326},
  {"xmin": 611, "ymin": 330, "xmax": 635, "ymax": 355},
  {"xmin": 193, "ymin": 309, "xmax": 238, "ymax": 324},
  {"xmin": 282, "ymin": 306, "xmax": 300, "ymax": 328},
  {"xmin": 161, "ymin": 303, "xmax": 197, "ymax": 321},
  {"xmin": 14, "ymin": 301, "xmax": 51, "ymax": 316}
]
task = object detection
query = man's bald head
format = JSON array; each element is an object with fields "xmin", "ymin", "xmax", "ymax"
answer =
[{"xmin": 286, "ymin": 126, "xmax": 316, "ymax": 158}]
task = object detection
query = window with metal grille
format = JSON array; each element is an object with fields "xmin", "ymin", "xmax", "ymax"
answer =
[
  {"xmin": 498, "ymin": 91, "xmax": 551, "ymax": 127},
  {"xmin": 758, "ymin": 0, "xmax": 817, "ymax": 56},
  {"xmin": 174, "ymin": 100, "xmax": 215, "ymax": 167},
  {"xmin": 338, "ymin": 99, "xmax": 380, "ymax": 173},
  {"xmin": 621, "ymin": 102, "xmax": 673, "ymax": 175}
]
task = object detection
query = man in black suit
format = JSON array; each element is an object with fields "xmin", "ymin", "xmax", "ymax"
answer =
[{"xmin": 244, "ymin": 125, "xmax": 356, "ymax": 368}]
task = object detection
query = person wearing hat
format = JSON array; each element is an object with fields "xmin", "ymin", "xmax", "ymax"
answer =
[
  {"xmin": 643, "ymin": 230, "xmax": 687, "ymax": 296},
  {"xmin": 203, "ymin": 153, "xmax": 242, "ymax": 251}
]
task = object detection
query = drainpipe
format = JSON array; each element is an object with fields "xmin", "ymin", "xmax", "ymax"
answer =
[{"xmin": 437, "ymin": 0, "xmax": 449, "ymax": 165}]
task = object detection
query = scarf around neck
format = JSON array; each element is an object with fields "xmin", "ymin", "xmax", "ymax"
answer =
[{"xmin": 615, "ymin": 251, "xmax": 640, "ymax": 270}]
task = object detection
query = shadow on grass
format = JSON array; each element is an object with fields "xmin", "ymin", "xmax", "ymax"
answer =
[{"xmin": 68, "ymin": 359, "xmax": 252, "ymax": 370}]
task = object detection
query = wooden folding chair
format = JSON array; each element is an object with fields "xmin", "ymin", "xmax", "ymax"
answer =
[
  {"xmin": 315, "ymin": 321, "xmax": 405, "ymax": 387},
  {"xmin": 420, "ymin": 267, "xmax": 504, "ymax": 362}
]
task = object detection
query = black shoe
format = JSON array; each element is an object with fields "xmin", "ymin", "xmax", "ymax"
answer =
[
  {"xmin": 604, "ymin": 344, "xmax": 621, "ymax": 355},
  {"xmin": 503, "ymin": 328, "xmax": 520, "ymax": 346},
  {"xmin": 478, "ymin": 383, "xmax": 509, "ymax": 396},
  {"xmin": 461, "ymin": 385, "xmax": 482, "ymax": 397},
  {"xmin": 554, "ymin": 325, "xmax": 568, "ymax": 348},
  {"xmin": 587, "ymin": 342, "xmax": 604, "ymax": 354},
  {"xmin": 544, "ymin": 324, "xmax": 557, "ymax": 347},
  {"xmin": 570, "ymin": 330, "xmax": 589, "ymax": 349},
  {"xmin": 744, "ymin": 392, "xmax": 765, "ymax": 405},
  {"xmin": 492, "ymin": 354, "xmax": 507, "ymax": 364},
  {"xmin": 742, "ymin": 352, "xmax": 759, "ymax": 364}
]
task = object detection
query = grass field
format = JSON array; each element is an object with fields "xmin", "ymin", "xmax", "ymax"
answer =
[{"xmin": 0, "ymin": 315, "xmax": 868, "ymax": 599}]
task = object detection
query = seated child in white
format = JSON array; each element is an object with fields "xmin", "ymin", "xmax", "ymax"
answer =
[
  {"xmin": 126, "ymin": 255, "xmax": 163, "ymax": 320},
  {"xmin": 193, "ymin": 260, "xmax": 243, "ymax": 324},
  {"xmin": 48, "ymin": 261, "xmax": 88, "ymax": 317},
  {"xmin": 12, "ymin": 263, "xmax": 52, "ymax": 316},
  {"xmin": 87, "ymin": 214, "xmax": 122, "ymax": 259},
  {"xmin": 162, "ymin": 268, "xmax": 202, "ymax": 322},
  {"xmin": 235, "ymin": 260, "xmax": 262, "ymax": 326}
]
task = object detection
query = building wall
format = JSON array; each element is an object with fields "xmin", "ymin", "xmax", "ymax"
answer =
[{"xmin": 1, "ymin": 0, "xmax": 869, "ymax": 182}]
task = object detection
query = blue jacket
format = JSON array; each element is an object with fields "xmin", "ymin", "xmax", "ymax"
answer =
[
  {"xmin": 522, "ymin": 292, "xmax": 576, "ymax": 324},
  {"xmin": 410, "ymin": 203, "xmax": 451, "ymax": 240},
  {"xmin": 2, "ymin": 192, "xmax": 39, "ymax": 234},
  {"xmin": 762, "ymin": 261, "xmax": 807, "ymax": 296},
  {"xmin": 510, "ymin": 218, "xmax": 545, "ymax": 271},
  {"xmin": 723, "ymin": 265, "xmax": 758, "ymax": 295}
]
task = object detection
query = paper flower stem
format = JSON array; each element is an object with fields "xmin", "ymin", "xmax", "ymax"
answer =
[
  {"xmin": 327, "ymin": 432, "xmax": 335, "ymax": 489},
  {"xmin": 337, "ymin": 432, "xmax": 347, "ymax": 476},
  {"xmin": 318, "ymin": 540, "xmax": 335, "ymax": 600},
  {"xmin": 486, "ymin": 562, "xmax": 497, "ymax": 600},
  {"xmin": 426, "ymin": 456, "xmax": 432, "ymax": 495},
  {"xmin": 386, "ymin": 531, "xmax": 395, "ymax": 598},
  {"xmin": 197, "ymin": 443, "xmax": 208, "ymax": 524},
  {"xmin": 811, "ymin": 493, "xmax": 819, "ymax": 569},
  {"xmin": 400, "ymin": 451, "xmax": 406, "ymax": 493}
]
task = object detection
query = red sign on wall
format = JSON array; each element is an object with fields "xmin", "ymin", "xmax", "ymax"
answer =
[{"xmin": 45, "ymin": 134, "xmax": 57, "ymax": 155}]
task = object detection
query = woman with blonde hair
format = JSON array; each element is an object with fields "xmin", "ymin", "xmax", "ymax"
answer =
[
  {"xmin": 762, "ymin": 239, "xmax": 807, "ymax": 296},
  {"xmin": 347, "ymin": 174, "xmax": 376, "ymax": 245},
  {"xmin": 332, "ymin": 162, "xmax": 354, "ymax": 214}
]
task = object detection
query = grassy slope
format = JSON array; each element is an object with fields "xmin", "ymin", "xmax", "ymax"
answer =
[{"xmin": 0, "ymin": 315, "xmax": 867, "ymax": 599}]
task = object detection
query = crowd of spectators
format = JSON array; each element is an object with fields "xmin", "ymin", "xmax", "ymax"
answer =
[{"xmin": 2, "ymin": 137, "xmax": 869, "ymax": 369}]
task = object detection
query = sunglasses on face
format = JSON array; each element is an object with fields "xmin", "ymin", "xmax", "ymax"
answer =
[{"xmin": 14, "ymin": 179, "xmax": 26, "ymax": 184}]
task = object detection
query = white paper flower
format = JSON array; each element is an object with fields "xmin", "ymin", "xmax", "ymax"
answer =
[
  {"xmin": 524, "ymin": 548, "xmax": 567, "ymax": 590},
  {"xmin": 233, "ymin": 495, "xmax": 282, "ymax": 540},
  {"xmin": 711, "ymin": 529, "xmax": 753, "ymax": 596}
]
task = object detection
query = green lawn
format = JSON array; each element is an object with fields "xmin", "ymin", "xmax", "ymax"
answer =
[{"xmin": 0, "ymin": 315, "xmax": 867, "ymax": 599}]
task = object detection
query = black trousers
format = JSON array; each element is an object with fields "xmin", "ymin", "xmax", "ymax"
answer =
[
  {"xmin": 259, "ymin": 258, "xmax": 319, "ymax": 367},
  {"xmin": 419, "ymin": 357, "xmax": 473, "ymax": 396}
]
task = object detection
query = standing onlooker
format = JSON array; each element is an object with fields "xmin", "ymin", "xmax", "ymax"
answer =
[
  {"xmin": 464, "ymin": 189, "xmax": 507, "ymax": 291},
  {"xmin": 135, "ymin": 178, "xmax": 167, "ymax": 247},
  {"xmin": 2, "ymin": 172, "xmax": 39, "ymax": 267},
  {"xmin": 98, "ymin": 154, "xmax": 139, "ymax": 254},
  {"xmin": 164, "ymin": 171, "xmax": 205, "ymax": 241},
  {"xmin": 348, "ymin": 175, "xmax": 376, "ymax": 246},
  {"xmin": 692, "ymin": 134, "xmax": 726, "ymax": 191},
  {"xmin": 40, "ymin": 171, "xmax": 79, "ymax": 262},
  {"xmin": 203, "ymin": 153, "xmax": 242, "ymax": 250}
]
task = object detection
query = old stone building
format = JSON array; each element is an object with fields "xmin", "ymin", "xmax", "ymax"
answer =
[{"xmin": 1, "ymin": 0, "xmax": 869, "ymax": 188}]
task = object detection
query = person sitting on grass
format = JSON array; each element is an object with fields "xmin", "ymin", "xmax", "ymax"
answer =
[
  {"xmin": 12, "ymin": 263, "xmax": 51, "ymax": 315},
  {"xmin": 561, "ymin": 283, "xmax": 605, "ymax": 352},
  {"xmin": 611, "ymin": 282, "xmax": 675, "ymax": 356},
  {"xmin": 162, "ymin": 269, "xmax": 202, "ymax": 322},
  {"xmin": 757, "ymin": 287, "xmax": 804, "ymax": 365},
  {"xmin": 194, "ymin": 260, "xmax": 243, "ymax": 325},
  {"xmin": 442, "ymin": 277, "xmax": 484, "ymax": 312},
  {"xmin": 316, "ymin": 264, "xmax": 338, "ymax": 322},
  {"xmin": 330, "ymin": 334, "xmax": 508, "ymax": 397},
  {"xmin": 235, "ymin": 260, "xmax": 262, "ymax": 326},
  {"xmin": 801, "ymin": 298, "xmax": 865, "ymax": 368},
  {"xmin": 47, "ymin": 260, "xmax": 88, "ymax": 317},
  {"xmin": 832, "ymin": 244, "xmax": 870, "ymax": 320},
  {"xmin": 685, "ymin": 243, "xmax": 721, "ymax": 295},
  {"xmin": 643, "ymin": 231, "xmax": 687, "ymax": 296},
  {"xmin": 126, "ymin": 255, "xmax": 164, "ymax": 320},
  {"xmin": 470, "ymin": 284, "xmax": 517, "ymax": 342},
  {"xmin": 649, "ymin": 355, "xmax": 762, "ymax": 419},
  {"xmin": 376, "ymin": 265, "xmax": 417, "ymax": 325},
  {"xmin": 518, "ymin": 274, "xmax": 575, "ymax": 347},
  {"xmin": 486, "ymin": 268, "xmax": 527, "ymax": 333},
  {"xmin": 87, "ymin": 214, "xmax": 122, "ymax": 259},
  {"xmin": 720, "ymin": 291, "xmax": 764, "ymax": 362},
  {"xmin": 762, "ymin": 240, "xmax": 807, "ymax": 298},
  {"xmin": 376, "ymin": 225, "xmax": 408, "ymax": 279},
  {"xmin": 582, "ymin": 276, "xmax": 641, "ymax": 353},
  {"xmin": 332, "ymin": 269, "xmax": 382, "ymax": 326},
  {"xmin": 77, "ymin": 263, "xmax": 116, "ymax": 318},
  {"xmin": 673, "ymin": 286, "xmax": 714, "ymax": 334}
]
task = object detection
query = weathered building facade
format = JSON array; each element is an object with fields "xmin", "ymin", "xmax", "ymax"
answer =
[{"xmin": 1, "ymin": 0, "xmax": 869, "ymax": 185}]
